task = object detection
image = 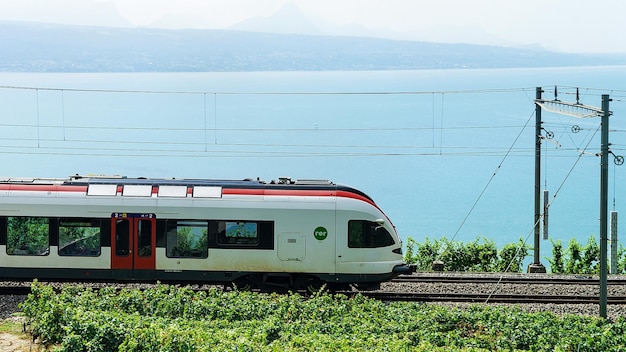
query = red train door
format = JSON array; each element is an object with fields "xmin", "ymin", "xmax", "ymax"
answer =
[{"xmin": 111, "ymin": 213, "xmax": 156, "ymax": 280}]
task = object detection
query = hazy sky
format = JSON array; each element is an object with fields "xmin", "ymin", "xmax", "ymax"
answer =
[{"xmin": 0, "ymin": 0, "xmax": 624, "ymax": 54}]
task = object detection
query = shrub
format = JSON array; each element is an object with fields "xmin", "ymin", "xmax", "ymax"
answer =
[
  {"xmin": 466, "ymin": 237, "xmax": 498, "ymax": 272},
  {"xmin": 551, "ymin": 236, "xmax": 603, "ymax": 274},
  {"xmin": 497, "ymin": 239, "xmax": 528, "ymax": 273},
  {"xmin": 20, "ymin": 281, "xmax": 626, "ymax": 351},
  {"xmin": 548, "ymin": 239, "xmax": 565, "ymax": 274},
  {"xmin": 404, "ymin": 236, "xmax": 527, "ymax": 273},
  {"xmin": 404, "ymin": 236, "xmax": 441, "ymax": 270},
  {"xmin": 618, "ymin": 244, "xmax": 626, "ymax": 274},
  {"xmin": 565, "ymin": 238, "xmax": 584, "ymax": 274},
  {"xmin": 581, "ymin": 236, "xmax": 600, "ymax": 274}
]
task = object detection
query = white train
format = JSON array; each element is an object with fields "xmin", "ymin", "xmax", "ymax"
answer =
[{"xmin": 0, "ymin": 175, "xmax": 409, "ymax": 290}]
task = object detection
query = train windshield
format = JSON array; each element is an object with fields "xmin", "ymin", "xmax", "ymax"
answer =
[{"xmin": 347, "ymin": 220, "xmax": 395, "ymax": 248}]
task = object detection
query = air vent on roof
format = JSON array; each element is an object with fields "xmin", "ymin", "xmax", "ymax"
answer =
[
  {"xmin": 295, "ymin": 179, "xmax": 333, "ymax": 185},
  {"xmin": 2, "ymin": 178, "xmax": 35, "ymax": 184},
  {"xmin": 277, "ymin": 177, "xmax": 294, "ymax": 184},
  {"xmin": 71, "ymin": 174, "xmax": 124, "ymax": 181},
  {"xmin": 1, "ymin": 177, "xmax": 66, "ymax": 185}
]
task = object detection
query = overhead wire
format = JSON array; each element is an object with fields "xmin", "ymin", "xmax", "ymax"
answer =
[
  {"xmin": 0, "ymin": 122, "xmax": 530, "ymax": 132},
  {"xmin": 0, "ymin": 135, "xmax": 542, "ymax": 151},
  {"xmin": 0, "ymin": 84, "xmax": 538, "ymax": 95},
  {"xmin": 0, "ymin": 85, "xmax": 540, "ymax": 158},
  {"xmin": 0, "ymin": 84, "xmax": 620, "ymax": 160},
  {"xmin": 0, "ymin": 144, "xmax": 542, "ymax": 158}
]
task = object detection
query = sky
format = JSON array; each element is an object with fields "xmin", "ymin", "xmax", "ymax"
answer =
[{"xmin": 0, "ymin": 0, "xmax": 625, "ymax": 54}]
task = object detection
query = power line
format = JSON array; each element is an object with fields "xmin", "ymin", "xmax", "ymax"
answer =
[
  {"xmin": 0, "ymin": 84, "xmax": 538, "ymax": 96},
  {"xmin": 0, "ymin": 84, "xmax": 620, "ymax": 159},
  {"xmin": 0, "ymin": 122, "xmax": 531, "ymax": 132}
]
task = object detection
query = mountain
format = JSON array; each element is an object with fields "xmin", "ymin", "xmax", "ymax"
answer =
[
  {"xmin": 0, "ymin": 21, "xmax": 624, "ymax": 72},
  {"xmin": 230, "ymin": 2, "xmax": 384, "ymax": 39},
  {"xmin": 230, "ymin": 2, "xmax": 322, "ymax": 35}
]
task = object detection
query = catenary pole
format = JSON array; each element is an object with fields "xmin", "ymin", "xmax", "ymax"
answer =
[
  {"xmin": 534, "ymin": 90, "xmax": 615, "ymax": 318},
  {"xmin": 599, "ymin": 94, "xmax": 610, "ymax": 318},
  {"xmin": 528, "ymin": 87, "xmax": 546, "ymax": 273}
]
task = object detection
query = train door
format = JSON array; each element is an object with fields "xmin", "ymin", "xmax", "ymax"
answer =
[{"xmin": 110, "ymin": 213, "xmax": 156, "ymax": 280}]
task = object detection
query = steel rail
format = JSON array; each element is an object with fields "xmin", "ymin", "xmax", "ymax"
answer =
[
  {"xmin": 5, "ymin": 283, "xmax": 626, "ymax": 305},
  {"xmin": 392, "ymin": 274, "xmax": 626, "ymax": 285},
  {"xmin": 356, "ymin": 291, "xmax": 626, "ymax": 304},
  {"xmin": 0, "ymin": 286, "xmax": 31, "ymax": 295}
]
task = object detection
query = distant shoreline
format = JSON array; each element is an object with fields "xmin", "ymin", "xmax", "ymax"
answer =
[{"xmin": 2, "ymin": 21, "xmax": 625, "ymax": 73}]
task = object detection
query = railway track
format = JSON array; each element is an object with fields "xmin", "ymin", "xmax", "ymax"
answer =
[
  {"xmin": 8, "ymin": 284, "xmax": 621, "ymax": 305},
  {"xmin": 3, "ymin": 274, "xmax": 625, "ymax": 306},
  {"xmin": 392, "ymin": 274, "xmax": 626, "ymax": 285},
  {"xmin": 381, "ymin": 273, "xmax": 626, "ymax": 304},
  {"xmin": 0, "ymin": 286, "xmax": 31, "ymax": 295},
  {"xmin": 357, "ymin": 291, "xmax": 626, "ymax": 304}
]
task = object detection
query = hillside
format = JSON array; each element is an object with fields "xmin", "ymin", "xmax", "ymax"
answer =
[{"xmin": 1, "ymin": 21, "xmax": 624, "ymax": 72}]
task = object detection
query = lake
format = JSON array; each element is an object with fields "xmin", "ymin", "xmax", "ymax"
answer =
[{"xmin": 0, "ymin": 66, "xmax": 625, "ymax": 268}]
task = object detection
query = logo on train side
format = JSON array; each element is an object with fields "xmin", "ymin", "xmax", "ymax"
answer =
[{"xmin": 314, "ymin": 226, "xmax": 328, "ymax": 241}]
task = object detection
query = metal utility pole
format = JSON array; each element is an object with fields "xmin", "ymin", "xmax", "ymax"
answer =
[
  {"xmin": 528, "ymin": 87, "xmax": 546, "ymax": 273},
  {"xmin": 534, "ymin": 91, "xmax": 615, "ymax": 318},
  {"xmin": 599, "ymin": 94, "xmax": 610, "ymax": 317}
]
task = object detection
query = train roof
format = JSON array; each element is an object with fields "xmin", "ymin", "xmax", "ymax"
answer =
[{"xmin": 0, "ymin": 175, "xmax": 374, "ymax": 202}]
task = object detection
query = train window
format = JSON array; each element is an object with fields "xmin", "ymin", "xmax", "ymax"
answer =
[
  {"xmin": 208, "ymin": 220, "xmax": 274, "ymax": 249},
  {"xmin": 6, "ymin": 217, "xmax": 50, "ymax": 256},
  {"xmin": 137, "ymin": 220, "xmax": 152, "ymax": 257},
  {"xmin": 115, "ymin": 219, "xmax": 130, "ymax": 256},
  {"xmin": 0, "ymin": 218, "xmax": 6, "ymax": 245},
  {"xmin": 166, "ymin": 220, "xmax": 208, "ymax": 258},
  {"xmin": 348, "ymin": 220, "xmax": 395, "ymax": 248},
  {"xmin": 58, "ymin": 219, "xmax": 102, "ymax": 256},
  {"xmin": 217, "ymin": 221, "xmax": 259, "ymax": 246}
]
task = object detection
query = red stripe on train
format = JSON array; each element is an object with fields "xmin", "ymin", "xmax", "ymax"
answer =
[
  {"xmin": 223, "ymin": 188, "xmax": 376, "ymax": 206},
  {"xmin": 0, "ymin": 185, "xmax": 377, "ymax": 207},
  {"xmin": 0, "ymin": 184, "xmax": 87, "ymax": 192}
]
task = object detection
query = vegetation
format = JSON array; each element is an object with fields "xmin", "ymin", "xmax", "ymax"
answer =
[
  {"xmin": 19, "ymin": 281, "xmax": 626, "ymax": 351},
  {"xmin": 404, "ymin": 236, "xmax": 528, "ymax": 273},
  {"xmin": 14, "ymin": 236, "xmax": 626, "ymax": 350},
  {"xmin": 405, "ymin": 235, "xmax": 626, "ymax": 275},
  {"xmin": 547, "ymin": 236, "xmax": 626, "ymax": 274}
]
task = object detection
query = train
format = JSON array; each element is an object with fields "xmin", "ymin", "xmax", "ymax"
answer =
[{"xmin": 0, "ymin": 175, "xmax": 410, "ymax": 291}]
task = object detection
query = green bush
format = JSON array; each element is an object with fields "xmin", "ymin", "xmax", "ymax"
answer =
[
  {"xmin": 581, "ymin": 236, "xmax": 600, "ymax": 274},
  {"xmin": 496, "ymin": 239, "xmax": 528, "ymax": 272},
  {"xmin": 548, "ymin": 239, "xmax": 565, "ymax": 273},
  {"xmin": 19, "ymin": 281, "xmax": 626, "ymax": 351},
  {"xmin": 548, "ymin": 236, "xmax": 607, "ymax": 274},
  {"xmin": 618, "ymin": 244, "xmax": 626, "ymax": 273},
  {"xmin": 404, "ymin": 236, "xmax": 527, "ymax": 272},
  {"xmin": 566, "ymin": 238, "xmax": 585, "ymax": 274},
  {"xmin": 404, "ymin": 235, "xmax": 626, "ymax": 274}
]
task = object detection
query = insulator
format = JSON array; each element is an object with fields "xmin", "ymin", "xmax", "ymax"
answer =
[
  {"xmin": 543, "ymin": 190, "xmax": 549, "ymax": 240},
  {"xmin": 554, "ymin": 86, "xmax": 558, "ymax": 101}
]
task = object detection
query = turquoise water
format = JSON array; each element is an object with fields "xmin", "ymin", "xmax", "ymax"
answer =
[{"xmin": 0, "ymin": 67, "xmax": 625, "ymax": 263}]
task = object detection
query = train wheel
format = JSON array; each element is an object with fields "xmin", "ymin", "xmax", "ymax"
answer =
[
  {"xmin": 233, "ymin": 276, "xmax": 259, "ymax": 291},
  {"xmin": 300, "ymin": 277, "xmax": 325, "ymax": 295}
]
